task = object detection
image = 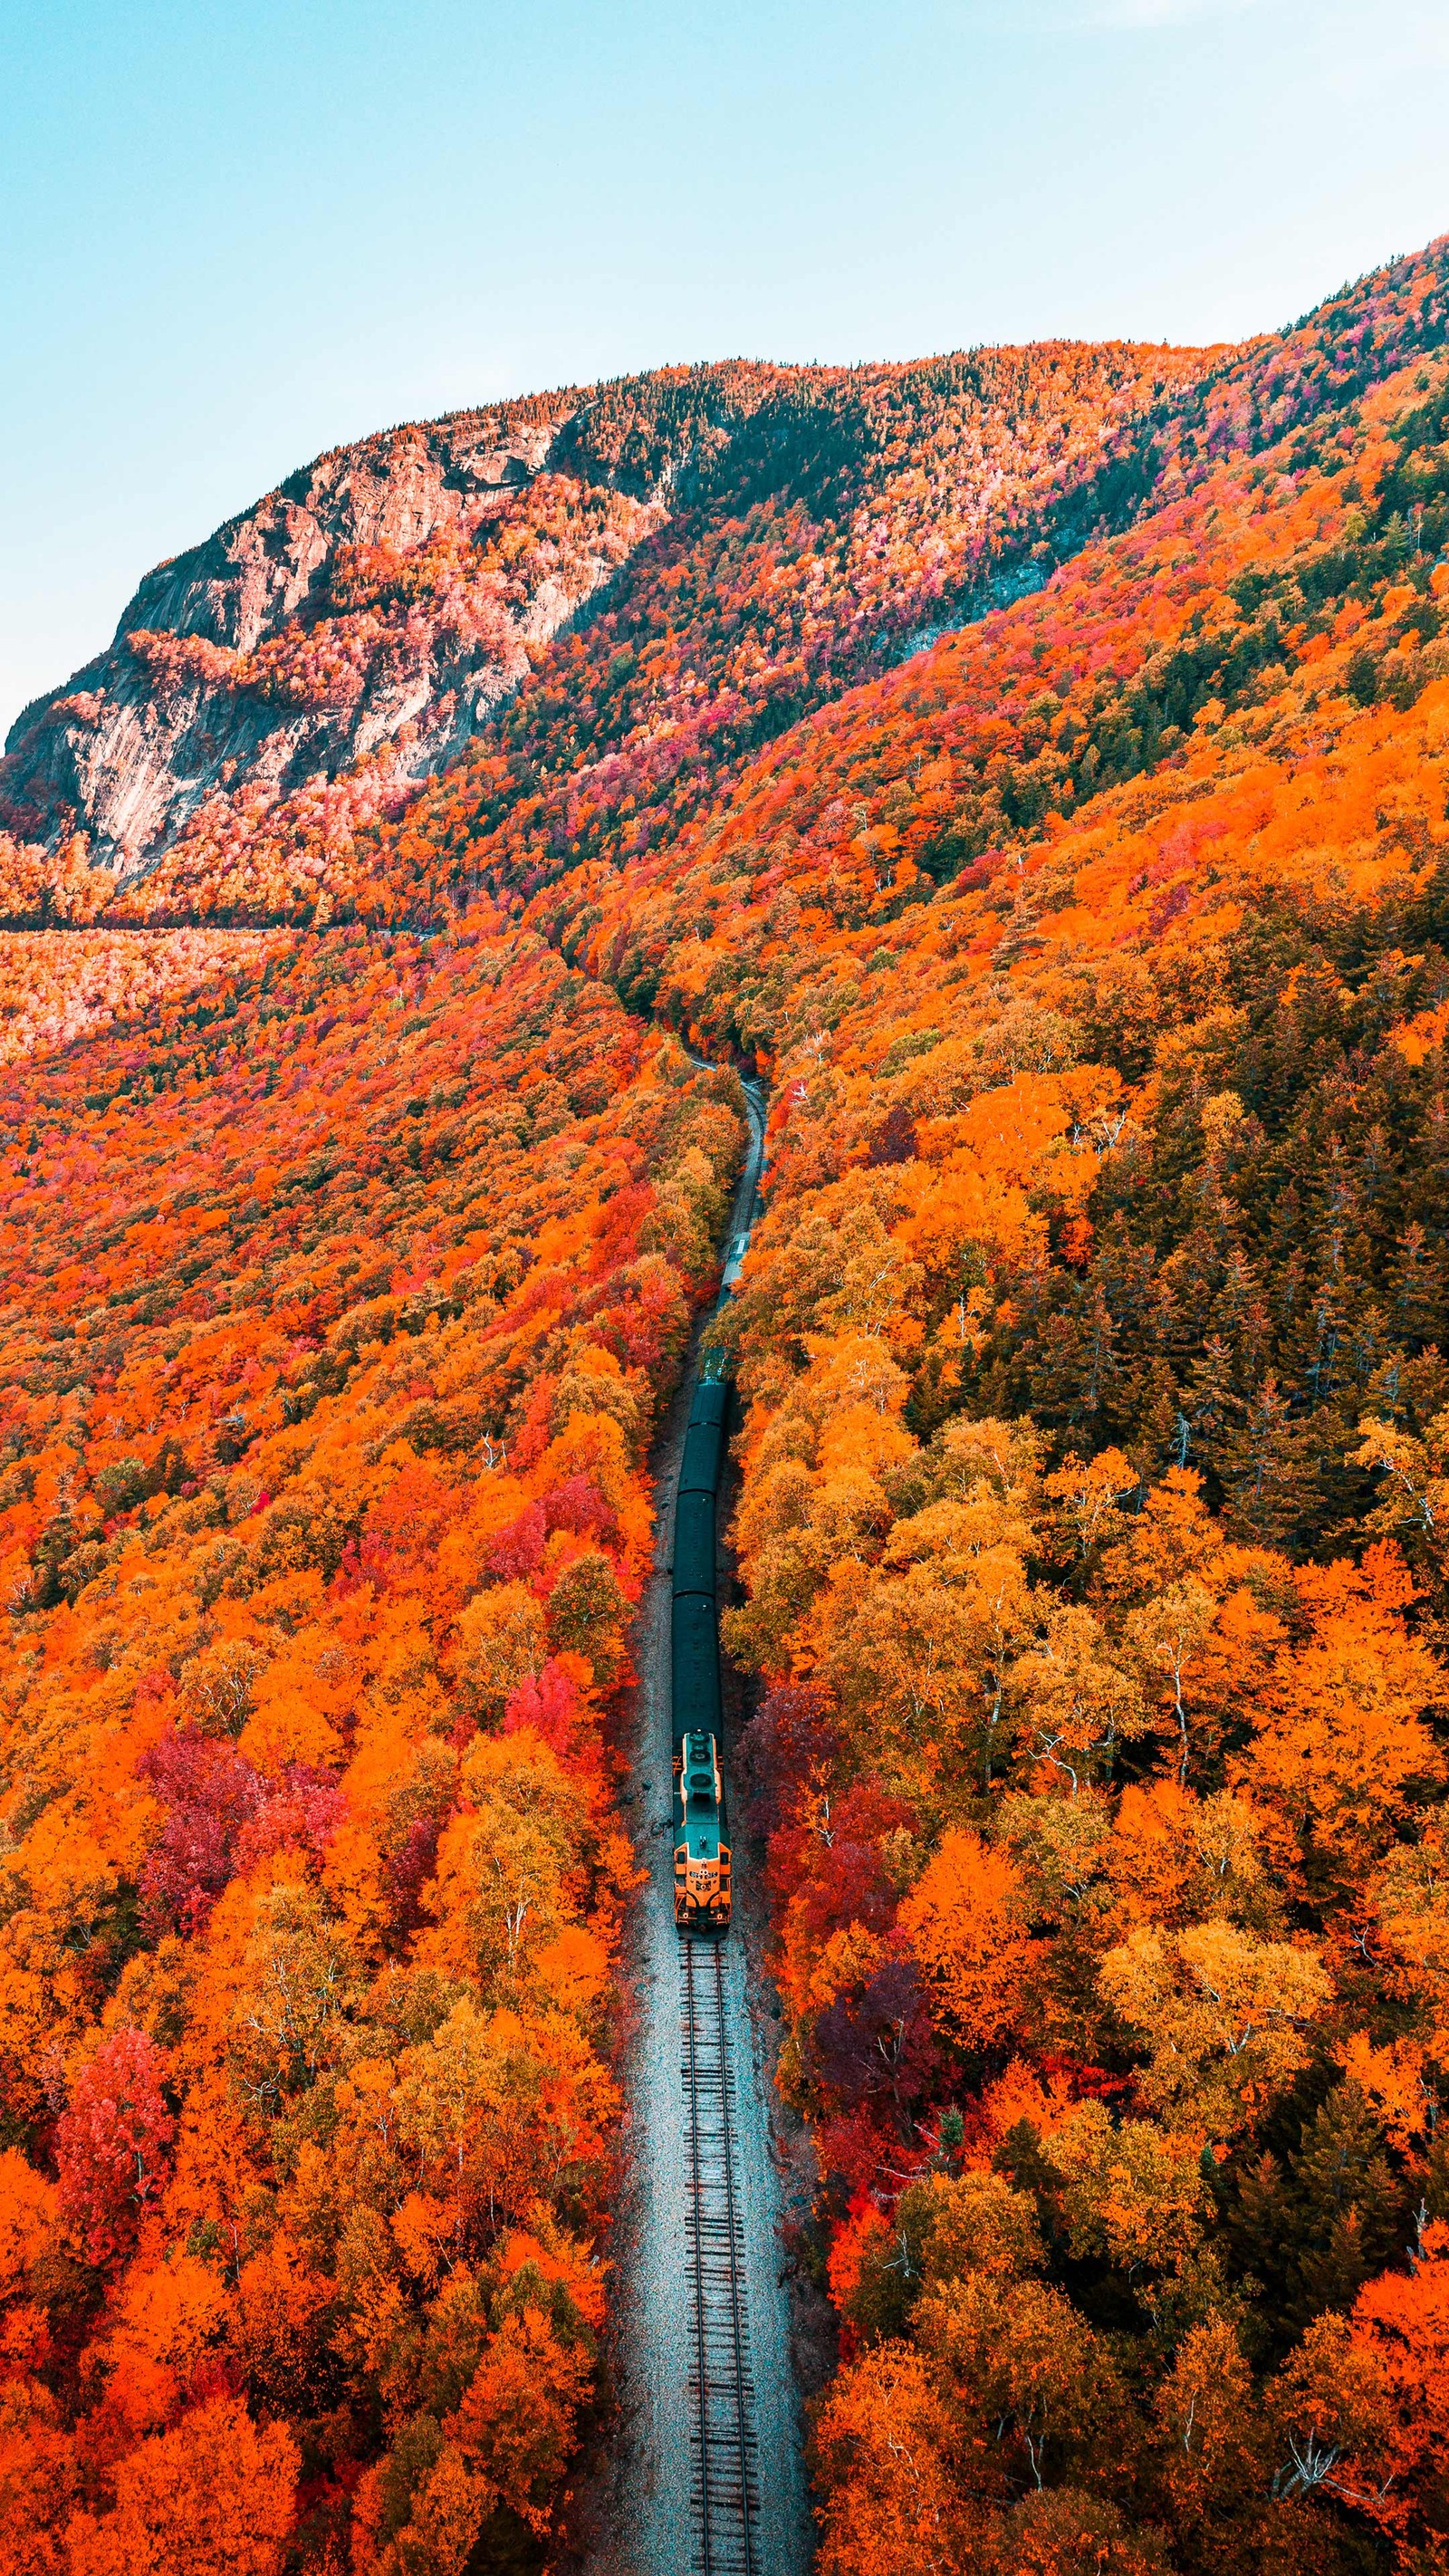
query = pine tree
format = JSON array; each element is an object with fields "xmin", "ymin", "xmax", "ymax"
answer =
[
  {"xmin": 1301, "ymin": 1226, "xmax": 1354, "ymax": 1408},
  {"xmin": 1074, "ymin": 1283, "xmax": 1127, "ymax": 1438},
  {"xmin": 1285, "ymin": 2080, "xmax": 1405, "ymax": 2330},
  {"xmin": 1217, "ymin": 1372, "xmax": 1317, "ymax": 1546},
  {"xmin": 1293, "ymin": 2204, "xmax": 1377, "ymax": 2322},
  {"xmin": 1181, "ymin": 1332, "xmax": 1242, "ymax": 1477},
  {"xmin": 991, "ymin": 2118, "xmax": 1068, "ymax": 2256},
  {"xmin": 1160, "ymin": 1220, "xmax": 1233, "ymax": 1362},
  {"xmin": 1205, "ymin": 1246, "xmax": 1262, "ymax": 1355},
  {"xmin": 1224, "ymin": 2149, "xmax": 1296, "ymax": 2354},
  {"xmin": 1388, "ymin": 1219, "xmax": 1444, "ymax": 1347},
  {"xmin": 1124, "ymin": 1353, "xmax": 1186, "ymax": 1482}
]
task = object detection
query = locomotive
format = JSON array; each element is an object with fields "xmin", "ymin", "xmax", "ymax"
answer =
[
  {"xmin": 673, "ymin": 1729, "xmax": 731, "ymax": 1930},
  {"xmin": 671, "ymin": 1362, "xmax": 733, "ymax": 1932}
]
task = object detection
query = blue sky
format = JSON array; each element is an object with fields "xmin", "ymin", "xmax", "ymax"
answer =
[{"xmin": 3, "ymin": 0, "xmax": 1447, "ymax": 735}]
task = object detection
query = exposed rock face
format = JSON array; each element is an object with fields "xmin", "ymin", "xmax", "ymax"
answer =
[
  {"xmin": 1, "ymin": 403, "xmax": 661, "ymax": 876},
  {"xmin": 2, "ymin": 342, "xmax": 1223, "ymax": 899}
]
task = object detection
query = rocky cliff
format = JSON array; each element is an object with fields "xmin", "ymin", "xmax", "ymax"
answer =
[
  {"xmin": 1, "ymin": 345, "xmax": 1217, "ymax": 907},
  {"xmin": 0, "ymin": 399, "xmax": 665, "ymax": 871}
]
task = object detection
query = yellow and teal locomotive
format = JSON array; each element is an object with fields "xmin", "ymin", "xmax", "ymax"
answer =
[{"xmin": 673, "ymin": 1729, "xmax": 731, "ymax": 1931}]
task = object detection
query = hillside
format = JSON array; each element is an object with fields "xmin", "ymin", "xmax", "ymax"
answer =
[
  {"xmin": 1, "ymin": 235, "xmax": 1449, "ymax": 2576},
  {"xmin": 3, "ymin": 341, "xmax": 1215, "ymax": 912}
]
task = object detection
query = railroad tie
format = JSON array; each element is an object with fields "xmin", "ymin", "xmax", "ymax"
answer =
[{"xmin": 680, "ymin": 1937, "xmax": 759, "ymax": 2576}]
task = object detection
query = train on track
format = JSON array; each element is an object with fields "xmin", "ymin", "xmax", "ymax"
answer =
[
  {"xmin": 672, "ymin": 1363, "xmax": 733, "ymax": 1933},
  {"xmin": 669, "ymin": 1081, "xmax": 769, "ymax": 2574},
  {"xmin": 670, "ymin": 1078, "xmax": 767, "ymax": 1938}
]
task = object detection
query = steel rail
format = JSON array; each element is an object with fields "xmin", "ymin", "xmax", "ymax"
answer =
[
  {"xmin": 676, "ymin": 1056, "xmax": 768, "ymax": 2576},
  {"xmin": 713, "ymin": 1938, "xmax": 754, "ymax": 2576},
  {"xmin": 684, "ymin": 1933, "xmax": 715, "ymax": 2574},
  {"xmin": 680, "ymin": 1931, "xmax": 758, "ymax": 2575}
]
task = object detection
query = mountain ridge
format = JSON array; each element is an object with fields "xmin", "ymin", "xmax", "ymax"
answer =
[{"xmin": 2, "ymin": 341, "xmax": 1222, "ymax": 897}]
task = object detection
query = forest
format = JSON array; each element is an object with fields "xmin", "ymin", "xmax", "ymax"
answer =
[{"xmin": 1, "ymin": 234, "xmax": 1449, "ymax": 2573}]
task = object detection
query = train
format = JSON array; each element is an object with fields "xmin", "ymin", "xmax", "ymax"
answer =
[
  {"xmin": 673, "ymin": 1729, "xmax": 732, "ymax": 1931},
  {"xmin": 672, "ymin": 1361, "xmax": 733, "ymax": 1932}
]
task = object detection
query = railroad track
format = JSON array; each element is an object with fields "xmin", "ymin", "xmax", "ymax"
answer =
[{"xmin": 681, "ymin": 1933, "xmax": 758, "ymax": 2576}]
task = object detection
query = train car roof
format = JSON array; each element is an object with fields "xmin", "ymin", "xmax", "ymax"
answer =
[{"xmin": 687, "ymin": 1378, "xmax": 731, "ymax": 1428}]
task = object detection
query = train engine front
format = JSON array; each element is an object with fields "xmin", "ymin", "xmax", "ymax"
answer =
[{"xmin": 673, "ymin": 1729, "xmax": 732, "ymax": 1932}]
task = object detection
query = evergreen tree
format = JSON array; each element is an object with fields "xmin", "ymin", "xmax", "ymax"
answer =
[
  {"xmin": 1218, "ymin": 1372, "xmax": 1317, "ymax": 1547},
  {"xmin": 1223, "ymin": 2149, "xmax": 1296, "ymax": 2356},
  {"xmin": 1181, "ymin": 1331, "xmax": 1242, "ymax": 1478},
  {"xmin": 1125, "ymin": 1353, "xmax": 1186, "ymax": 1482},
  {"xmin": 1285, "ymin": 2080, "xmax": 1404, "ymax": 2330},
  {"xmin": 1388, "ymin": 1219, "xmax": 1444, "ymax": 1347}
]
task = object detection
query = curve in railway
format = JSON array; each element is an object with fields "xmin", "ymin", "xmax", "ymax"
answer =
[{"xmin": 597, "ymin": 1068, "xmax": 811, "ymax": 2576}]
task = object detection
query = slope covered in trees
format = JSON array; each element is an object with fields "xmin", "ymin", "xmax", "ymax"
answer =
[
  {"xmin": 0, "ymin": 923, "xmax": 746, "ymax": 2570},
  {"xmin": 1, "ymin": 235, "xmax": 1449, "ymax": 2574},
  {"xmin": 1, "ymin": 339, "xmax": 1217, "ymax": 918},
  {"xmin": 567, "ymin": 314, "xmax": 1449, "ymax": 2575}
]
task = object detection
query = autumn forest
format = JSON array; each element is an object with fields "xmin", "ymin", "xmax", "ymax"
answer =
[{"xmin": 2, "ymin": 233, "xmax": 1449, "ymax": 2574}]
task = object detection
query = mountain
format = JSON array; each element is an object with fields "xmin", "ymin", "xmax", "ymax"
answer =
[
  {"xmin": 3, "ymin": 343, "xmax": 1214, "ymax": 906},
  {"xmin": 1, "ymin": 235, "xmax": 1448, "ymax": 2576},
  {"xmin": 0, "ymin": 400, "xmax": 635, "ymax": 872}
]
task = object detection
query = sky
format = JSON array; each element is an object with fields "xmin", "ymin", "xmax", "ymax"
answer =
[{"xmin": 3, "ymin": 0, "xmax": 1447, "ymax": 737}]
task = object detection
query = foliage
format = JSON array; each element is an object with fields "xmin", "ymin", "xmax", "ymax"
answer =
[
  {"xmin": 3, "ymin": 231, "xmax": 1449, "ymax": 2567},
  {"xmin": 0, "ymin": 910, "xmax": 743, "ymax": 2566}
]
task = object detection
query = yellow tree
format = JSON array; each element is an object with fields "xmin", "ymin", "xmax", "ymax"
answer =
[
  {"xmin": 1099, "ymin": 1921, "xmax": 1329, "ymax": 2135},
  {"xmin": 1011, "ymin": 1601, "xmax": 1146, "ymax": 1792},
  {"xmin": 814, "ymin": 2341, "xmax": 972, "ymax": 2576}
]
